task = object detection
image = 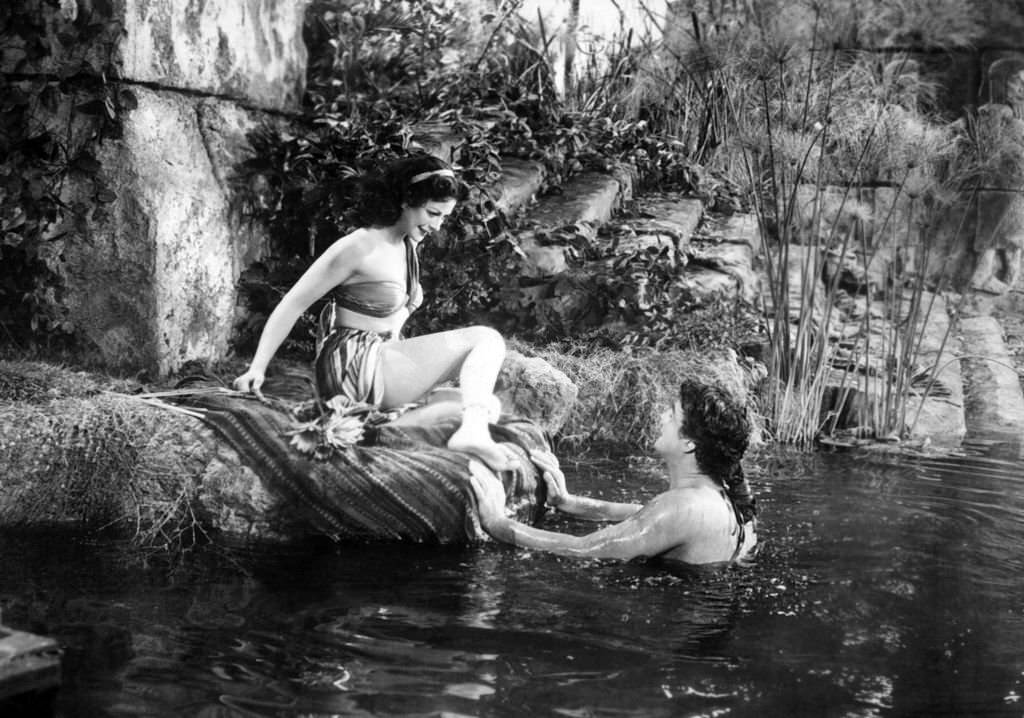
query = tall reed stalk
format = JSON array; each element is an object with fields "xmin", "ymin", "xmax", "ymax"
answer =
[
  {"xmin": 515, "ymin": 0, "xmax": 992, "ymax": 445},
  {"xmin": 720, "ymin": 14, "xmax": 967, "ymax": 445}
]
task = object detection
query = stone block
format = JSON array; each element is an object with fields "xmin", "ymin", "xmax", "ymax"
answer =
[
  {"xmin": 493, "ymin": 158, "xmax": 545, "ymax": 216},
  {"xmin": 969, "ymin": 189, "xmax": 1024, "ymax": 294},
  {"xmin": 58, "ymin": 87, "xmax": 275, "ymax": 375},
  {"xmin": 700, "ymin": 212, "xmax": 761, "ymax": 253},
  {"xmin": 960, "ymin": 315, "xmax": 1024, "ymax": 437},
  {"xmin": 124, "ymin": 0, "xmax": 310, "ymax": 110},
  {"xmin": 1, "ymin": 0, "xmax": 309, "ymax": 111},
  {"xmin": 633, "ymin": 195, "xmax": 703, "ymax": 242},
  {"xmin": 689, "ymin": 240, "xmax": 759, "ymax": 304},
  {"xmin": 409, "ymin": 122, "xmax": 463, "ymax": 164},
  {"xmin": 682, "ymin": 266, "xmax": 740, "ymax": 303},
  {"xmin": 496, "ymin": 350, "xmax": 578, "ymax": 436},
  {"xmin": 905, "ymin": 292, "xmax": 965, "ymax": 445},
  {"xmin": 528, "ymin": 172, "xmax": 624, "ymax": 228},
  {"xmin": 517, "ymin": 233, "xmax": 569, "ymax": 278}
]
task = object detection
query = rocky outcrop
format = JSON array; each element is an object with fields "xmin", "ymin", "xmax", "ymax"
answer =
[
  {"xmin": 497, "ymin": 349, "xmax": 578, "ymax": 436},
  {"xmin": 0, "ymin": 355, "xmax": 562, "ymax": 545},
  {"xmin": 1, "ymin": 0, "xmax": 308, "ymax": 376},
  {"xmin": 60, "ymin": 90, "xmax": 275, "ymax": 375},
  {"xmin": 4, "ymin": 0, "xmax": 310, "ymax": 111}
]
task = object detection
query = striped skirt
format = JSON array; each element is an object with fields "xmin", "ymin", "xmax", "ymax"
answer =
[{"xmin": 314, "ymin": 326, "xmax": 390, "ymax": 408}]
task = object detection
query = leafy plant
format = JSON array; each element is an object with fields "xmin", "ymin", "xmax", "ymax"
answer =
[
  {"xmin": 232, "ymin": 0, "xmax": 722, "ymax": 352},
  {"xmin": 0, "ymin": 0, "xmax": 129, "ymax": 349}
]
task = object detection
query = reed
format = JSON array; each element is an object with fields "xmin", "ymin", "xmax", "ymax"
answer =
[
  {"xmin": 561, "ymin": 0, "xmax": 988, "ymax": 445},
  {"xmin": 720, "ymin": 6, "xmax": 983, "ymax": 445}
]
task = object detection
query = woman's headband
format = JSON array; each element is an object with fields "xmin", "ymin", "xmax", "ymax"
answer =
[{"xmin": 409, "ymin": 168, "xmax": 456, "ymax": 185}]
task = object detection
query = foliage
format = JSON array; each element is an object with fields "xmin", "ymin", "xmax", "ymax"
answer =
[
  {"xmin": 946, "ymin": 104, "xmax": 1024, "ymax": 189},
  {"xmin": 285, "ymin": 395, "xmax": 368, "ymax": 460},
  {"xmin": 518, "ymin": 340, "xmax": 766, "ymax": 454},
  {"xmin": 492, "ymin": 216, "xmax": 761, "ymax": 351},
  {"xmin": 232, "ymin": 0, "xmax": 730, "ymax": 351},
  {"xmin": 690, "ymin": 0, "xmax": 987, "ymax": 445},
  {"xmin": 634, "ymin": 0, "xmax": 984, "ymax": 190},
  {"xmin": 0, "ymin": 0, "xmax": 131, "ymax": 349}
]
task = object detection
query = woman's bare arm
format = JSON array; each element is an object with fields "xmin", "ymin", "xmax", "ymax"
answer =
[{"xmin": 235, "ymin": 233, "xmax": 366, "ymax": 393}]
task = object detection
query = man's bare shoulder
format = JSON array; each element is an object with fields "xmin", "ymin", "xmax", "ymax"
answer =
[
  {"xmin": 641, "ymin": 486, "xmax": 732, "ymax": 531},
  {"xmin": 649, "ymin": 485, "xmax": 723, "ymax": 509}
]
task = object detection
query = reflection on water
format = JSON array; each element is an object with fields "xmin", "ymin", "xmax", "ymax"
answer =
[{"xmin": 3, "ymin": 439, "xmax": 1024, "ymax": 717}]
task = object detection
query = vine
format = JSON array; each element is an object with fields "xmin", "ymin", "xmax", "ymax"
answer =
[{"xmin": 0, "ymin": 0, "xmax": 132, "ymax": 350}]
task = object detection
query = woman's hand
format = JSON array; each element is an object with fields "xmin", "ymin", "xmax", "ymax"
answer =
[
  {"xmin": 233, "ymin": 367, "xmax": 266, "ymax": 398},
  {"xmin": 530, "ymin": 449, "xmax": 570, "ymax": 508},
  {"xmin": 467, "ymin": 460, "xmax": 508, "ymax": 526}
]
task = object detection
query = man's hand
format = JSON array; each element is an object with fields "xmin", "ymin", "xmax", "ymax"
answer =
[
  {"xmin": 530, "ymin": 449, "xmax": 570, "ymax": 508},
  {"xmin": 467, "ymin": 460, "xmax": 508, "ymax": 525}
]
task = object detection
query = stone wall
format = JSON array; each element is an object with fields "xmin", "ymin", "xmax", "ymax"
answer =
[
  {"xmin": 65, "ymin": 91, "xmax": 276, "ymax": 373},
  {"xmin": 889, "ymin": 13, "xmax": 1024, "ymax": 300},
  {"xmin": 1, "ymin": 0, "xmax": 310, "ymax": 376}
]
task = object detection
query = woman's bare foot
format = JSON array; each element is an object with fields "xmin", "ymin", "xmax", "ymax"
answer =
[{"xmin": 448, "ymin": 424, "xmax": 520, "ymax": 472}]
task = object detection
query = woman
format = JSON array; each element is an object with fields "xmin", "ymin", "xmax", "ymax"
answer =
[
  {"xmin": 234, "ymin": 155, "xmax": 517, "ymax": 471},
  {"xmin": 468, "ymin": 377, "xmax": 758, "ymax": 564}
]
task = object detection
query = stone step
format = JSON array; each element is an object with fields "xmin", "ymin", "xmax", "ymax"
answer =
[
  {"xmin": 492, "ymin": 157, "xmax": 546, "ymax": 216},
  {"xmin": 516, "ymin": 170, "xmax": 633, "ymax": 278},
  {"xmin": 906, "ymin": 292, "xmax": 966, "ymax": 446},
  {"xmin": 410, "ymin": 121, "xmax": 766, "ymax": 326},
  {"xmin": 687, "ymin": 210, "xmax": 762, "ymax": 305},
  {"xmin": 960, "ymin": 315, "xmax": 1024, "ymax": 438},
  {"xmin": 410, "ymin": 122, "xmax": 545, "ymax": 217}
]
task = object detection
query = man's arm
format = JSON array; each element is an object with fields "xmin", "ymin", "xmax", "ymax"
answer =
[
  {"xmin": 557, "ymin": 494, "xmax": 644, "ymax": 522},
  {"xmin": 469, "ymin": 463, "xmax": 692, "ymax": 561},
  {"xmin": 530, "ymin": 449, "xmax": 641, "ymax": 522}
]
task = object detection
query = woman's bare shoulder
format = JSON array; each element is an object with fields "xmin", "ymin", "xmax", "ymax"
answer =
[
  {"xmin": 327, "ymin": 227, "xmax": 373, "ymax": 250},
  {"xmin": 321, "ymin": 227, "xmax": 376, "ymax": 264}
]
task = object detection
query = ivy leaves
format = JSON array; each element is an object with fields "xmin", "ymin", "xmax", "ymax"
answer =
[{"xmin": 0, "ymin": 0, "xmax": 128, "ymax": 345}]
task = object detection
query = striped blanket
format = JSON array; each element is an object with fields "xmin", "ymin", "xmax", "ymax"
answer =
[{"xmin": 174, "ymin": 390, "xmax": 550, "ymax": 544}]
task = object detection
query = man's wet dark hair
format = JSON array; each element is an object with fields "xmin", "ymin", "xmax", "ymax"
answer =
[{"xmin": 678, "ymin": 378, "xmax": 758, "ymax": 523}]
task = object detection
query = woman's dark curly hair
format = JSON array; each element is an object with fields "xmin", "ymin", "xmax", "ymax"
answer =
[
  {"xmin": 342, "ymin": 155, "xmax": 468, "ymax": 227},
  {"xmin": 678, "ymin": 378, "xmax": 758, "ymax": 523}
]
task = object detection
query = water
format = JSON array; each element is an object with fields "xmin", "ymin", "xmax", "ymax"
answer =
[{"xmin": 3, "ymin": 440, "xmax": 1024, "ymax": 717}]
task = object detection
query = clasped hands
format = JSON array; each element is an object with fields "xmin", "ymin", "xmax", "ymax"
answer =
[{"xmin": 468, "ymin": 448, "xmax": 569, "ymax": 522}]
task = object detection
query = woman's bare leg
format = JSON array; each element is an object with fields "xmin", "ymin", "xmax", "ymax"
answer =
[
  {"xmin": 390, "ymin": 392, "xmax": 500, "ymax": 427},
  {"xmin": 377, "ymin": 326, "xmax": 517, "ymax": 470}
]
